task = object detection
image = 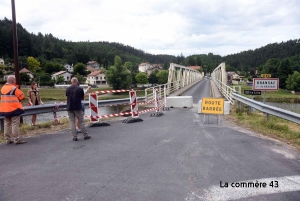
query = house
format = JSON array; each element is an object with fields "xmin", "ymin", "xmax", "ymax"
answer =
[
  {"xmin": 138, "ymin": 62, "xmax": 151, "ymax": 73},
  {"xmin": 86, "ymin": 61, "xmax": 100, "ymax": 69},
  {"xmin": 19, "ymin": 68, "xmax": 34, "ymax": 80},
  {"xmin": 86, "ymin": 70, "xmax": 107, "ymax": 85},
  {"xmin": 147, "ymin": 64, "xmax": 162, "ymax": 76},
  {"xmin": 86, "ymin": 66, "xmax": 97, "ymax": 73},
  {"xmin": 3, "ymin": 68, "xmax": 34, "ymax": 81},
  {"xmin": 227, "ymin": 71, "xmax": 241, "ymax": 80},
  {"xmin": 51, "ymin": 71, "xmax": 72, "ymax": 82},
  {"xmin": 64, "ymin": 64, "xmax": 73, "ymax": 72},
  {"xmin": 0, "ymin": 58, "xmax": 4, "ymax": 65},
  {"xmin": 188, "ymin": 66, "xmax": 202, "ymax": 71},
  {"xmin": 227, "ymin": 71, "xmax": 242, "ymax": 84}
]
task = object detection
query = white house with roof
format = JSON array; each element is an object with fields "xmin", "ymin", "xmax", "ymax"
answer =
[
  {"xmin": 64, "ymin": 64, "xmax": 74, "ymax": 72},
  {"xmin": 19, "ymin": 68, "xmax": 34, "ymax": 80},
  {"xmin": 86, "ymin": 70, "xmax": 107, "ymax": 85},
  {"xmin": 138, "ymin": 62, "xmax": 151, "ymax": 73},
  {"xmin": 51, "ymin": 71, "xmax": 72, "ymax": 82}
]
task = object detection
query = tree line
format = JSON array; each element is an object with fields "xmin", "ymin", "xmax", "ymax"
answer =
[{"xmin": 1, "ymin": 18, "xmax": 300, "ymax": 90}]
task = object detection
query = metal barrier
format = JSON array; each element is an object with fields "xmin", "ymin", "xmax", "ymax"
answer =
[
  {"xmin": 210, "ymin": 63, "xmax": 300, "ymax": 124},
  {"xmin": 0, "ymin": 97, "xmax": 146, "ymax": 131},
  {"xmin": 232, "ymin": 93, "xmax": 300, "ymax": 124}
]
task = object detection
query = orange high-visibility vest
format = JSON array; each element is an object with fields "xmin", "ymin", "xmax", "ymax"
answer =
[{"xmin": 0, "ymin": 84, "xmax": 24, "ymax": 117}]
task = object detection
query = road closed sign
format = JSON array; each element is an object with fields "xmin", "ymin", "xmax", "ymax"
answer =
[{"xmin": 201, "ymin": 98, "xmax": 224, "ymax": 114}]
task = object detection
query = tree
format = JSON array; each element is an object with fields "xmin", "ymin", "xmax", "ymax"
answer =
[
  {"xmin": 75, "ymin": 73, "xmax": 86, "ymax": 84},
  {"xmin": 135, "ymin": 72, "xmax": 148, "ymax": 84},
  {"xmin": 43, "ymin": 62, "xmax": 63, "ymax": 74},
  {"xmin": 56, "ymin": 75, "xmax": 65, "ymax": 84},
  {"xmin": 278, "ymin": 59, "xmax": 293, "ymax": 88},
  {"xmin": 262, "ymin": 58, "xmax": 280, "ymax": 75},
  {"xmin": 124, "ymin": 61, "xmax": 133, "ymax": 72},
  {"xmin": 131, "ymin": 71, "xmax": 138, "ymax": 87},
  {"xmin": 27, "ymin": 56, "xmax": 40, "ymax": 73},
  {"xmin": 156, "ymin": 70, "xmax": 169, "ymax": 84},
  {"xmin": 188, "ymin": 56, "xmax": 196, "ymax": 66},
  {"xmin": 20, "ymin": 72, "xmax": 30, "ymax": 82},
  {"xmin": 105, "ymin": 56, "xmax": 132, "ymax": 89},
  {"xmin": 74, "ymin": 63, "xmax": 86, "ymax": 75},
  {"xmin": 195, "ymin": 55, "xmax": 202, "ymax": 66},
  {"xmin": 148, "ymin": 70, "xmax": 158, "ymax": 84},
  {"xmin": 286, "ymin": 71, "xmax": 300, "ymax": 91},
  {"xmin": 226, "ymin": 64, "xmax": 237, "ymax": 72}
]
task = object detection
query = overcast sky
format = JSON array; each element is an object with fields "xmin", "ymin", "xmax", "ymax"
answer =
[{"xmin": 0, "ymin": 0, "xmax": 299, "ymax": 57}]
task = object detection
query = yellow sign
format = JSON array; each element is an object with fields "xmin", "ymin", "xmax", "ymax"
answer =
[
  {"xmin": 261, "ymin": 74, "xmax": 271, "ymax": 78},
  {"xmin": 201, "ymin": 98, "xmax": 224, "ymax": 114}
]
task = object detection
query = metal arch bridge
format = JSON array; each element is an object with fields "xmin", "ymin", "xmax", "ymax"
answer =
[{"xmin": 166, "ymin": 63, "xmax": 204, "ymax": 95}]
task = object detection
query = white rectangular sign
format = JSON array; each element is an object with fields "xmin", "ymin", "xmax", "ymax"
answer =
[{"xmin": 253, "ymin": 78, "xmax": 279, "ymax": 91}]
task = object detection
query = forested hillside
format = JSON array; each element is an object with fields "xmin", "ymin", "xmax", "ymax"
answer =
[
  {"xmin": 223, "ymin": 39, "xmax": 300, "ymax": 72},
  {"xmin": 0, "ymin": 18, "xmax": 178, "ymax": 69},
  {"xmin": 1, "ymin": 17, "xmax": 300, "ymax": 90}
]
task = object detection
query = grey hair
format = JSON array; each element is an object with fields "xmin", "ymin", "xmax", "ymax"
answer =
[
  {"xmin": 71, "ymin": 77, "xmax": 78, "ymax": 84},
  {"xmin": 7, "ymin": 75, "xmax": 16, "ymax": 84}
]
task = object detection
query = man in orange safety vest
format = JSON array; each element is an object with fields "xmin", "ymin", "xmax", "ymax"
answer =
[{"xmin": 0, "ymin": 75, "xmax": 27, "ymax": 144}]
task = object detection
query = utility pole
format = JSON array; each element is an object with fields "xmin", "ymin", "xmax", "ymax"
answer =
[
  {"xmin": 11, "ymin": 0, "xmax": 20, "ymax": 87},
  {"xmin": 11, "ymin": 0, "xmax": 23, "ymax": 124}
]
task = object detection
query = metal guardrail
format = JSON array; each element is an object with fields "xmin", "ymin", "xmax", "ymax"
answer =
[
  {"xmin": 232, "ymin": 93, "xmax": 300, "ymax": 124},
  {"xmin": 211, "ymin": 63, "xmax": 300, "ymax": 125},
  {"xmin": 0, "ymin": 97, "xmax": 146, "ymax": 130}
]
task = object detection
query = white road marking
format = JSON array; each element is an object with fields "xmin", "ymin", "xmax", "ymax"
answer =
[
  {"xmin": 271, "ymin": 148, "xmax": 296, "ymax": 159},
  {"xmin": 186, "ymin": 175, "xmax": 300, "ymax": 201}
]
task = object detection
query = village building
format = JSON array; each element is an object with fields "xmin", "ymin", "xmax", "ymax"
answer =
[
  {"xmin": 86, "ymin": 70, "xmax": 107, "ymax": 85},
  {"xmin": 86, "ymin": 66, "xmax": 97, "ymax": 73},
  {"xmin": 86, "ymin": 61, "xmax": 100, "ymax": 69},
  {"xmin": 51, "ymin": 71, "xmax": 72, "ymax": 82},
  {"xmin": 0, "ymin": 58, "xmax": 4, "ymax": 65},
  {"xmin": 19, "ymin": 68, "xmax": 34, "ymax": 80},
  {"xmin": 147, "ymin": 64, "xmax": 162, "ymax": 76},
  {"xmin": 138, "ymin": 62, "xmax": 151, "ymax": 73},
  {"xmin": 188, "ymin": 66, "xmax": 202, "ymax": 71},
  {"xmin": 64, "ymin": 64, "xmax": 74, "ymax": 72}
]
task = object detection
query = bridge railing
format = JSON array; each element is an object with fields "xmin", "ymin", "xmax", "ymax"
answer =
[
  {"xmin": 211, "ymin": 63, "xmax": 300, "ymax": 124},
  {"xmin": 212, "ymin": 76, "xmax": 237, "ymax": 104},
  {"xmin": 233, "ymin": 93, "xmax": 300, "ymax": 124}
]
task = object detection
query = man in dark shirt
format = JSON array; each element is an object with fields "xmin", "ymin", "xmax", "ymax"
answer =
[{"xmin": 66, "ymin": 77, "xmax": 91, "ymax": 141}]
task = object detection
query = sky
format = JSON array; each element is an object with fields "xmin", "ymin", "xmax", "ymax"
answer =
[{"xmin": 0, "ymin": 0, "xmax": 299, "ymax": 57}]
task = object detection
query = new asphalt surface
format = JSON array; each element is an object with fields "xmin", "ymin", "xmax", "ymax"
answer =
[{"xmin": 1, "ymin": 79, "xmax": 299, "ymax": 201}]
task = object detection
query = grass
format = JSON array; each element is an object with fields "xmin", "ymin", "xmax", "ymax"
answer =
[
  {"xmin": 229, "ymin": 106, "xmax": 300, "ymax": 150},
  {"xmin": 236, "ymin": 84, "xmax": 300, "ymax": 102},
  {"xmin": 0, "ymin": 117, "xmax": 71, "ymax": 144},
  {"xmin": 18, "ymin": 87, "xmax": 146, "ymax": 102}
]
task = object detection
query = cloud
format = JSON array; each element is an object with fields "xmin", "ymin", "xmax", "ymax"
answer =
[{"xmin": 0, "ymin": 0, "xmax": 299, "ymax": 56}]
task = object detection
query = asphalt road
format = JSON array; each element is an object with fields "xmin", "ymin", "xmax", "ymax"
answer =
[{"xmin": 1, "ymin": 80, "xmax": 299, "ymax": 201}]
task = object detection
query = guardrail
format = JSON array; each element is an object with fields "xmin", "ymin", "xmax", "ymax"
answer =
[
  {"xmin": 232, "ymin": 93, "xmax": 300, "ymax": 124},
  {"xmin": 0, "ymin": 97, "xmax": 146, "ymax": 130},
  {"xmin": 211, "ymin": 63, "xmax": 300, "ymax": 125}
]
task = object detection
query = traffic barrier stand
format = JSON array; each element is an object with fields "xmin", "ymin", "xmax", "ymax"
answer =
[
  {"xmin": 150, "ymin": 89, "xmax": 164, "ymax": 117},
  {"xmin": 89, "ymin": 93, "xmax": 110, "ymax": 127},
  {"xmin": 122, "ymin": 90, "xmax": 143, "ymax": 124}
]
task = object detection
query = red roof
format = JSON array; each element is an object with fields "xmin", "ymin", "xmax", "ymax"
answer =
[
  {"xmin": 19, "ymin": 68, "xmax": 31, "ymax": 73},
  {"xmin": 87, "ymin": 70, "xmax": 104, "ymax": 76},
  {"xmin": 188, "ymin": 66, "xmax": 201, "ymax": 70}
]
